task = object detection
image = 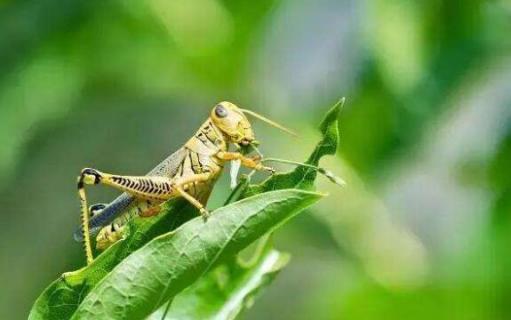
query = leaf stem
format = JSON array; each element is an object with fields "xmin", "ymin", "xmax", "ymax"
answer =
[{"xmin": 160, "ymin": 298, "xmax": 173, "ymax": 320}]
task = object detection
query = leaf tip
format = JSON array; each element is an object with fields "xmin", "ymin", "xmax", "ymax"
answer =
[
  {"xmin": 319, "ymin": 98, "xmax": 343, "ymax": 136},
  {"xmin": 337, "ymin": 97, "xmax": 346, "ymax": 109}
]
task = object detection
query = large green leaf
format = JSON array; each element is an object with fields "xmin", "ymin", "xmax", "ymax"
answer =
[
  {"xmin": 71, "ymin": 189, "xmax": 321, "ymax": 319},
  {"xmin": 29, "ymin": 100, "xmax": 342, "ymax": 320}
]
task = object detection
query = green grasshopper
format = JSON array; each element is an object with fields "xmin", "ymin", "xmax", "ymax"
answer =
[{"xmin": 75, "ymin": 101, "xmax": 297, "ymax": 265}]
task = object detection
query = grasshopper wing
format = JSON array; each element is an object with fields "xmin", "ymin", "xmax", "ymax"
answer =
[{"xmin": 73, "ymin": 147, "xmax": 188, "ymax": 241}]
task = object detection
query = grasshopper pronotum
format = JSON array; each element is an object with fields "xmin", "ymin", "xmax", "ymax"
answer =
[{"xmin": 74, "ymin": 101, "xmax": 298, "ymax": 265}]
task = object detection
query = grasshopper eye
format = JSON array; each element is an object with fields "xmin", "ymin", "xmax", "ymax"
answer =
[{"xmin": 215, "ymin": 105, "xmax": 228, "ymax": 118}]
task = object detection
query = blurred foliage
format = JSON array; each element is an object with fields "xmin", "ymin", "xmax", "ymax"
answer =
[{"xmin": 1, "ymin": 0, "xmax": 510, "ymax": 319}]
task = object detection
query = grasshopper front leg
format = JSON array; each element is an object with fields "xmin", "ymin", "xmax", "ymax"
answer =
[
  {"xmin": 77, "ymin": 168, "xmax": 213, "ymax": 264},
  {"xmin": 216, "ymin": 151, "xmax": 275, "ymax": 173}
]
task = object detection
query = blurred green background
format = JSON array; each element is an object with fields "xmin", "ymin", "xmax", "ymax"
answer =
[{"xmin": 1, "ymin": 0, "xmax": 510, "ymax": 319}]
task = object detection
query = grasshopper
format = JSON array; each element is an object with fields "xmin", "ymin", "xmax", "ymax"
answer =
[{"xmin": 75, "ymin": 101, "xmax": 297, "ymax": 265}]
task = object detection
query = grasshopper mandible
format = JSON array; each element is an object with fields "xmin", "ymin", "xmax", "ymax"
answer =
[{"xmin": 75, "ymin": 101, "xmax": 296, "ymax": 265}]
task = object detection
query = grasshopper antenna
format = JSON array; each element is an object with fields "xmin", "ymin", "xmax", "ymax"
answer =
[
  {"xmin": 240, "ymin": 109, "xmax": 298, "ymax": 137},
  {"xmin": 250, "ymin": 143, "xmax": 265, "ymax": 158}
]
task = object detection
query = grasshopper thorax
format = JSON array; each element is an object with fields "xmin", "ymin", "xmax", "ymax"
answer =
[{"xmin": 210, "ymin": 101, "xmax": 255, "ymax": 147}]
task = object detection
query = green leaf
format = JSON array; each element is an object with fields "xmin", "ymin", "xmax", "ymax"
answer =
[
  {"xmin": 148, "ymin": 237, "xmax": 289, "ymax": 320},
  {"xmin": 70, "ymin": 189, "xmax": 322, "ymax": 319}
]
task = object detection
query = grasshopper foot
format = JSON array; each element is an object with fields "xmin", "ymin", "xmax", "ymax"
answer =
[
  {"xmin": 200, "ymin": 208, "xmax": 210, "ymax": 222},
  {"xmin": 255, "ymin": 163, "xmax": 275, "ymax": 174}
]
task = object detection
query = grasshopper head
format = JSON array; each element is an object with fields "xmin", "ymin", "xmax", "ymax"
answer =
[
  {"xmin": 210, "ymin": 101, "xmax": 297, "ymax": 147},
  {"xmin": 211, "ymin": 101, "xmax": 256, "ymax": 146}
]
